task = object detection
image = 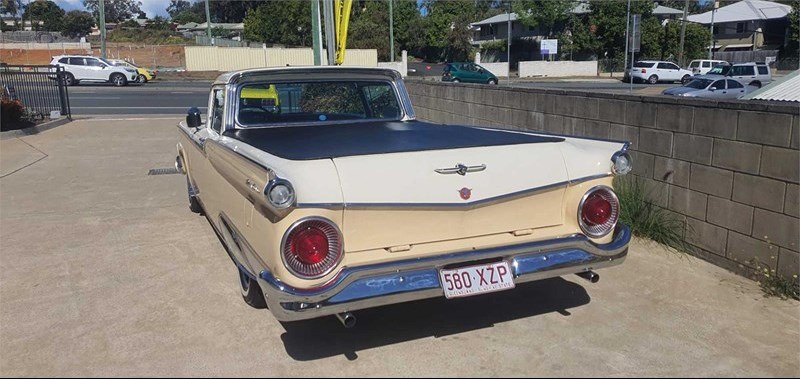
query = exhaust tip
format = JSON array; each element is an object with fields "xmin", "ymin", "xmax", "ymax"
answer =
[
  {"xmin": 336, "ymin": 312, "xmax": 356, "ymax": 328},
  {"xmin": 576, "ymin": 271, "xmax": 599, "ymax": 283}
]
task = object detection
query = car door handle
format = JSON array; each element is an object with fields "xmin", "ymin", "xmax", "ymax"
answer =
[{"xmin": 245, "ymin": 179, "xmax": 260, "ymax": 193}]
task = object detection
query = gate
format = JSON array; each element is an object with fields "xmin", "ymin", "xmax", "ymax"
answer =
[{"xmin": 0, "ymin": 65, "xmax": 71, "ymax": 120}]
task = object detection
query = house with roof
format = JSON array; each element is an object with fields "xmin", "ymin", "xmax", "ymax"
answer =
[
  {"xmin": 687, "ymin": 0, "xmax": 792, "ymax": 52},
  {"xmin": 470, "ymin": 1, "xmax": 685, "ymax": 45}
]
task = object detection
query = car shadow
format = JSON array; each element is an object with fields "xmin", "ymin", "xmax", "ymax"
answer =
[{"xmin": 277, "ymin": 277, "xmax": 591, "ymax": 361}]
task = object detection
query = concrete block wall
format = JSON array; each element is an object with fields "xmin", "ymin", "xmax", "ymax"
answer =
[{"xmin": 405, "ymin": 80, "xmax": 800, "ymax": 280}]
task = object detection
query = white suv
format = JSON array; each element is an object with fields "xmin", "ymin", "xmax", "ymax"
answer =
[
  {"xmin": 50, "ymin": 55, "xmax": 138, "ymax": 86},
  {"xmin": 706, "ymin": 62, "xmax": 772, "ymax": 88},
  {"xmin": 627, "ymin": 60, "xmax": 694, "ymax": 85},
  {"xmin": 687, "ymin": 59, "xmax": 728, "ymax": 75}
]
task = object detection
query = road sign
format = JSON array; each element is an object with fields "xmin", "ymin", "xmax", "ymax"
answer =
[
  {"xmin": 540, "ymin": 39, "xmax": 558, "ymax": 56},
  {"xmin": 629, "ymin": 14, "xmax": 641, "ymax": 53}
]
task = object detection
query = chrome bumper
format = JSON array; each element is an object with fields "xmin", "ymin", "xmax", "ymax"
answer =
[{"xmin": 257, "ymin": 224, "xmax": 631, "ymax": 322}]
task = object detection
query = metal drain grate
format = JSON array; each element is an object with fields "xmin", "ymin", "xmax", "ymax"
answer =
[{"xmin": 147, "ymin": 167, "xmax": 180, "ymax": 176}]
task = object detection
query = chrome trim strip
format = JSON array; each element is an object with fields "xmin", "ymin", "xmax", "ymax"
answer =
[
  {"xmin": 434, "ymin": 163, "xmax": 487, "ymax": 176},
  {"xmin": 292, "ymin": 173, "xmax": 612, "ymax": 210},
  {"xmin": 258, "ymin": 223, "xmax": 630, "ymax": 321}
]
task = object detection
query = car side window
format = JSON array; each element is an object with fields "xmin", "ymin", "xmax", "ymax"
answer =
[
  {"xmin": 58, "ymin": 57, "xmax": 69, "ymax": 64},
  {"xmin": 668, "ymin": 63, "xmax": 680, "ymax": 70},
  {"xmin": 210, "ymin": 88, "xmax": 225, "ymax": 134},
  {"xmin": 732, "ymin": 66, "xmax": 755, "ymax": 76},
  {"xmin": 702, "ymin": 61, "xmax": 710, "ymax": 68},
  {"xmin": 657, "ymin": 63, "xmax": 671, "ymax": 69},
  {"xmin": 711, "ymin": 80, "xmax": 726, "ymax": 90},
  {"xmin": 757, "ymin": 66, "xmax": 768, "ymax": 75},
  {"xmin": 727, "ymin": 80, "xmax": 743, "ymax": 89},
  {"xmin": 689, "ymin": 61, "xmax": 699, "ymax": 68},
  {"xmin": 69, "ymin": 58, "xmax": 84, "ymax": 66},
  {"xmin": 86, "ymin": 59, "xmax": 103, "ymax": 67}
]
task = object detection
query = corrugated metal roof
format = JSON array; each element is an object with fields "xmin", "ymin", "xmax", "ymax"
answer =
[
  {"xmin": 653, "ymin": 5, "xmax": 684, "ymax": 15},
  {"xmin": 687, "ymin": 0, "xmax": 791, "ymax": 24},
  {"xmin": 744, "ymin": 70, "xmax": 800, "ymax": 102}
]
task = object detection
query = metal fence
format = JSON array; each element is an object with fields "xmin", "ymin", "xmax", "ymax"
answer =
[{"xmin": 0, "ymin": 65, "xmax": 71, "ymax": 119}]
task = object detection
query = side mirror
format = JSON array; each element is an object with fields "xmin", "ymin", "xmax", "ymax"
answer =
[
  {"xmin": 100, "ymin": 64, "xmax": 107, "ymax": 69},
  {"xmin": 709, "ymin": 87, "xmax": 717, "ymax": 92},
  {"xmin": 186, "ymin": 107, "xmax": 202, "ymax": 128}
]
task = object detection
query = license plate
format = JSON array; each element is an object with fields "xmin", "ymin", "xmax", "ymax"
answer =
[{"xmin": 439, "ymin": 261, "xmax": 515, "ymax": 299}]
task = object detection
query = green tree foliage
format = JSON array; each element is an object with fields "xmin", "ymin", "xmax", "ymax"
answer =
[
  {"xmin": 786, "ymin": 0, "xmax": 799, "ymax": 56},
  {"xmin": 83, "ymin": 0, "xmax": 143, "ymax": 24},
  {"xmin": 61, "ymin": 10, "xmax": 94, "ymax": 38},
  {"xmin": 1, "ymin": 0, "xmax": 22, "ymax": 15},
  {"xmin": 243, "ymin": 0, "xmax": 311, "ymax": 46},
  {"xmin": 171, "ymin": 9, "xmax": 203, "ymax": 25},
  {"xmin": 166, "ymin": 0, "xmax": 191, "ymax": 18},
  {"xmin": 585, "ymin": 0, "xmax": 657, "ymax": 62},
  {"xmin": 22, "ymin": 0, "xmax": 64, "ymax": 31},
  {"xmin": 512, "ymin": 0, "xmax": 574, "ymax": 37},
  {"xmin": 421, "ymin": 0, "xmax": 494, "ymax": 49},
  {"xmin": 208, "ymin": 0, "xmax": 257, "ymax": 23},
  {"xmin": 347, "ymin": 0, "xmax": 426, "ymax": 61},
  {"xmin": 656, "ymin": 0, "xmax": 711, "ymax": 14},
  {"xmin": 658, "ymin": 21, "xmax": 710, "ymax": 62}
]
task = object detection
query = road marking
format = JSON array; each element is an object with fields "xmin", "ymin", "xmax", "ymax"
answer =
[
  {"xmin": 171, "ymin": 91, "xmax": 196, "ymax": 94},
  {"xmin": 72, "ymin": 107, "xmax": 208, "ymax": 109},
  {"xmin": 70, "ymin": 96, "xmax": 122, "ymax": 99}
]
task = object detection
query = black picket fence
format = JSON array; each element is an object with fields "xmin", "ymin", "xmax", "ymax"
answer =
[{"xmin": 0, "ymin": 64, "xmax": 71, "ymax": 120}]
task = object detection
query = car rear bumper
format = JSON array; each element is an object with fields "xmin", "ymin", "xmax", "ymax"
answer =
[{"xmin": 256, "ymin": 223, "xmax": 631, "ymax": 322}]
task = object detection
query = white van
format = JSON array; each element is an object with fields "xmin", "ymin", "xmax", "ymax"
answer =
[{"xmin": 687, "ymin": 59, "xmax": 728, "ymax": 75}]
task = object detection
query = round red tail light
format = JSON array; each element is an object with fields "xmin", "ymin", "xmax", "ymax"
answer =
[
  {"xmin": 578, "ymin": 186, "xmax": 619, "ymax": 238},
  {"xmin": 282, "ymin": 217, "xmax": 343, "ymax": 279}
]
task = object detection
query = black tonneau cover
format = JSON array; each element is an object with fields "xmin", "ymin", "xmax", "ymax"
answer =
[{"xmin": 223, "ymin": 121, "xmax": 564, "ymax": 161}]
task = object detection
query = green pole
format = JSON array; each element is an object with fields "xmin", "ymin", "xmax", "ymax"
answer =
[
  {"xmin": 389, "ymin": 0, "xmax": 394, "ymax": 62},
  {"xmin": 99, "ymin": 0, "xmax": 106, "ymax": 58},
  {"xmin": 204, "ymin": 0, "xmax": 212, "ymax": 42},
  {"xmin": 312, "ymin": 0, "xmax": 322, "ymax": 65}
]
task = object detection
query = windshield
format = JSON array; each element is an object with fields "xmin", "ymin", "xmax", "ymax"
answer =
[
  {"xmin": 685, "ymin": 79, "xmax": 713, "ymax": 89},
  {"xmin": 237, "ymin": 81, "xmax": 402, "ymax": 126},
  {"xmin": 707, "ymin": 65, "xmax": 730, "ymax": 75}
]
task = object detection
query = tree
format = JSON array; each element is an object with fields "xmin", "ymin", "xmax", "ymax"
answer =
[
  {"xmin": 1, "ymin": 0, "xmax": 23, "ymax": 15},
  {"xmin": 61, "ymin": 10, "xmax": 94, "ymax": 38},
  {"xmin": 83, "ymin": 0, "xmax": 143, "ymax": 24},
  {"xmin": 512, "ymin": 0, "xmax": 574, "ymax": 37},
  {"xmin": 585, "ymin": 0, "xmax": 657, "ymax": 62},
  {"xmin": 243, "ymin": 0, "xmax": 311, "ymax": 46},
  {"xmin": 167, "ymin": 0, "xmax": 191, "ymax": 18},
  {"xmin": 446, "ymin": 16, "xmax": 474, "ymax": 61},
  {"xmin": 22, "ymin": 0, "xmax": 65, "ymax": 31},
  {"xmin": 347, "ymin": 0, "xmax": 426, "ymax": 61},
  {"xmin": 171, "ymin": 9, "xmax": 202, "ymax": 25}
]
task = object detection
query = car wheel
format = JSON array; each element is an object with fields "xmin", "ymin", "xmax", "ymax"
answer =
[
  {"xmin": 452, "ymin": 78, "xmax": 460, "ymax": 83},
  {"xmin": 138, "ymin": 74, "xmax": 147, "ymax": 83},
  {"xmin": 111, "ymin": 73, "xmax": 127, "ymax": 87},
  {"xmin": 63, "ymin": 73, "xmax": 76, "ymax": 86},
  {"xmin": 239, "ymin": 266, "xmax": 267, "ymax": 309},
  {"xmin": 488, "ymin": 78, "xmax": 498, "ymax": 85},
  {"xmin": 186, "ymin": 177, "xmax": 203, "ymax": 214},
  {"xmin": 648, "ymin": 75, "xmax": 658, "ymax": 84},
  {"xmin": 750, "ymin": 81, "xmax": 762, "ymax": 89},
  {"xmin": 681, "ymin": 75, "xmax": 691, "ymax": 85}
]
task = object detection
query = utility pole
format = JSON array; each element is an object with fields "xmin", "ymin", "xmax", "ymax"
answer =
[
  {"xmin": 507, "ymin": 1, "xmax": 511, "ymax": 67},
  {"xmin": 623, "ymin": 0, "xmax": 631, "ymax": 74},
  {"xmin": 389, "ymin": 0, "xmax": 394, "ymax": 62},
  {"xmin": 204, "ymin": 0, "xmax": 212, "ymax": 42},
  {"xmin": 708, "ymin": 1, "xmax": 718, "ymax": 59},
  {"xmin": 323, "ymin": 0, "xmax": 336, "ymax": 65},
  {"xmin": 312, "ymin": 0, "xmax": 322, "ymax": 65},
  {"xmin": 99, "ymin": 0, "xmax": 106, "ymax": 58},
  {"xmin": 678, "ymin": 0, "xmax": 689, "ymax": 66}
]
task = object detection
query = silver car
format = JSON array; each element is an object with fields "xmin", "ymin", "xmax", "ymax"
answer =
[{"xmin": 662, "ymin": 76, "xmax": 748, "ymax": 99}]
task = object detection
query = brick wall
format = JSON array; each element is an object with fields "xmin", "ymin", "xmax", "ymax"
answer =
[{"xmin": 406, "ymin": 80, "xmax": 800, "ymax": 279}]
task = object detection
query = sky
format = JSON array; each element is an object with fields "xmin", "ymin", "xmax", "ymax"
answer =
[{"xmin": 55, "ymin": 0, "xmax": 171, "ymax": 18}]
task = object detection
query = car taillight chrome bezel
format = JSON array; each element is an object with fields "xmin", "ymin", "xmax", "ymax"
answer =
[
  {"xmin": 578, "ymin": 186, "xmax": 620, "ymax": 238},
  {"xmin": 280, "ymin": 217, "xmax": 343, "ymax": 279}
]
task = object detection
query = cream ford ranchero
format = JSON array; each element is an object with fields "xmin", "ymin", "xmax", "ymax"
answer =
[{"xmin": 176, "ymin": 67, "xmax": 632, "ymax": 327}]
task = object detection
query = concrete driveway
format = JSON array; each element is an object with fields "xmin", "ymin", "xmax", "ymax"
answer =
[{"xmin": 1, "ymin": 118, "xmax": 798, "ymax": 377}]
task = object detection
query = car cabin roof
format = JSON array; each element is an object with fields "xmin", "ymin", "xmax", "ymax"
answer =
[{"xmin": 212, "ymin": 66, "xmax": 403, "ymax": 86}]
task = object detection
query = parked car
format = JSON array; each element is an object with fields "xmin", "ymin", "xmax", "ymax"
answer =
[
  {"xmin": 687, "ymin": 59, "xmax": 728, "ymax": 75},
  {"xmin": 50, "ymin": 55, "xmax": 138, "ymax": 86},
  {"xmin": 626, "ymin": 60, "xmax": 693, "ymax": 84},
  {"xmin": 662, "ymin": 76, "xmax": 748, "ymax": 99},
  {"xmin": 442, "ymin": 62, "xmax": 499, "ymax": 84},
  {"xmin": 175, "ymin": 67, "xmax": 632, "ymax": 326},
  {"xmin": 107, "ymin": 59, "xmax": 157, "ymax": 83},
  {"xmin": 706, "ymin": 62, "xmax": 772, "ymax": 88}
]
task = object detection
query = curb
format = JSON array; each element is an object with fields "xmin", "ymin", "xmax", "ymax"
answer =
[{"xmin": 0, "ymin": 117, "xmax": 72, "ymax": 140}]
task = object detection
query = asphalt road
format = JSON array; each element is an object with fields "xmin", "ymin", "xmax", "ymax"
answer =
[
  {"xmin": 65, "ymin": 79, "xmax": 675, "ymax": 116},
  {"xmin": 67, "ymin": 81, "xmax": 210, "ymax": 116}
]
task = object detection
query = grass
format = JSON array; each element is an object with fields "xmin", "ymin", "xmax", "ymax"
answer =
[
  {"xmin": 613, "ymin": 175, "xmax": 694, "ymax": 254},
  {"xmin": 748, "ymin": 259, "xmax": 800, "ymax": 301}
]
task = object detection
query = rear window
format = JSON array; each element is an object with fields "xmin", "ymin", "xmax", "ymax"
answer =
[
  {"xmin": 689, "ymin": 61, "xmax": 700, "ymax": 68},
  {"xmin": 758, "ymin": 66, "xmax": 769, "ymax": 75},
  {"xmin": 237, "ymin": 81, "xmax": 402, "ymax": 126},
  {"xmin": 702, "ymin": 61, "xmax": 711, "ymax": 68},
  {"xmin": 633, "ymin": 62, "xmax": 654, "ymax": 68},
  {"xmin": 731, "ymin": 65, "xmax": 756, "ymax": 76}
]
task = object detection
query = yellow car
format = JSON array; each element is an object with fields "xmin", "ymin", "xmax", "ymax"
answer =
[{"xmin": 108, "ymin": 59, "xmax": 157, "ymax": 83}]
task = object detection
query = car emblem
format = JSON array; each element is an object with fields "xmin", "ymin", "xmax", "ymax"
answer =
[
  {"xmin": 435, "ymin": 163, "xmax": 486, "ymax": 176},
  {"xmin": 459, "ymin": 187, "xmax": 472, "ymax": 200}
]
